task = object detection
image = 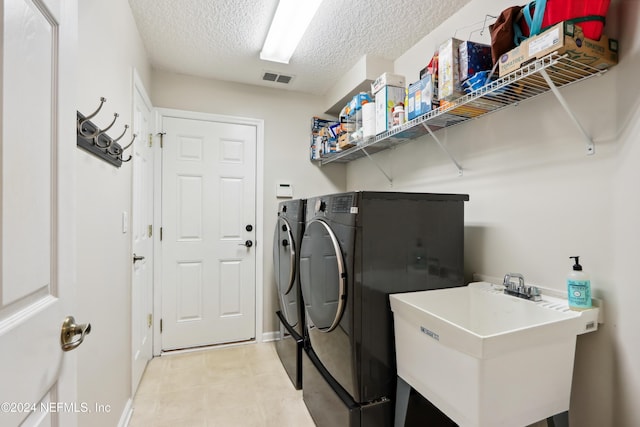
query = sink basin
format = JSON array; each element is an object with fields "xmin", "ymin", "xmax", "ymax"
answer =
[{"xmin": 390, "ymin": 282, "xmax": 589, "ymax": 427}]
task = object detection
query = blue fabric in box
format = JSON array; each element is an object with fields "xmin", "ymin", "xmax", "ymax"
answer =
[{"xmin": 459, "ymin": 41, "xmax": 493, "ymax": 82}]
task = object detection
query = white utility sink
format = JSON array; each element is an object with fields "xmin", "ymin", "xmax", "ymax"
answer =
[{"xmin": 390, "ymin": 282, "xmax": 600, "ymax": 427}]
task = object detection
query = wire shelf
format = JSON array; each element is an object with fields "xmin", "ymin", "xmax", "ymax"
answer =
[{"xmin": 320, "ymin": 53, "xmax": 607, "ymax": 165}]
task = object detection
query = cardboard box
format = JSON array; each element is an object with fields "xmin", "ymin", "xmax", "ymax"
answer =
[
  {"xmin": 371, "ymin": 73, "xmax": 406, "ymax": 94},
  {"xmin": 375, "ymin": 86, "xmax": 406, "ymax": 134},
  {"xmin": 458, "ymin": 41, "xmax": 493, "ymax": 82},
  {"xmin": 440, "ymin": 100, "xmax": 490, "ymax": 118},
  {"xmin": 499, "ymin": 22, "xmax": 619, "ymax": 76},
  {"xmin": 438, "ymin": 38, "xmax": 464, "ymax": 101},
  {"xmin": 407, "ymin": 75, "xmax": 433, "ymax": 121}
]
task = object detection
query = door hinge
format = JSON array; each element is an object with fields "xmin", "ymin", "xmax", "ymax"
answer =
[
  {"xmin": 147, "ymin": 313, "xmax": 152, "ymax": 328},
  {"xmin": 160, "ymin": 318, "xmax": 163, "ymax": 333},
  {"xmin": 148, "ymin": 133, "xmax": 153, "ymax": 147},
  {"xmin": 160, "ymin": 227, "xmax": 163, "ymax": 241},
  {"xmin": 148, "ymin": 224, "xmax": 153, "ymax": 238}
]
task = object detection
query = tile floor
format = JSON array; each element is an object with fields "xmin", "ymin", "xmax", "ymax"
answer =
[
  {"xmin": 129, "ymin": 341, "xmax": 550, "ymax": 427},
  {"xmin": 129, "ymin": 342, "xmax": 315, "ymax": 427}
]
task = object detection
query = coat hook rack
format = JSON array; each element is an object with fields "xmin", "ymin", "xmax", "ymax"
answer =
[{"xmin": 76, "ymin": 97, "xmax": 135, "ymax": 167}]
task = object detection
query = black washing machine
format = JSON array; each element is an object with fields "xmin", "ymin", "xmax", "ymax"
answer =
[
  {"xmin": 273, "ymin": 199, "xmax": 306, "ymax": 389},
  {"xmin": 299, "ymin": 191, "xmax": 468, "ymax": 426}
]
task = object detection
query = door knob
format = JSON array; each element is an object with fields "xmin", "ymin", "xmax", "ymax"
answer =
[
  {"xmin": 239, "ymin": 240, "xmax": 253, "ymax": 248},
  {"xmin": 133, "ymin": 253, "xmax": 145, "ymax": 263},
  {"xmin": 60, "ymin": 316, "xmax": 91, "ymax": 352}
]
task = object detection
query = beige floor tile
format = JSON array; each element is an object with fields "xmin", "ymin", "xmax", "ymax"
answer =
[{"xmin": 131, "ymin": 342, "xmax": 314, "ymax": 427}]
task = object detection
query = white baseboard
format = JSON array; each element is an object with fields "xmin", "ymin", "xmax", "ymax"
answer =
[
  {"xmin": 262, "ymin": 331, "xmax": 280, "ymax": 342},
  {"xmin": 118, "ymin": 398, "xmax": 133, "ymax": 427}
]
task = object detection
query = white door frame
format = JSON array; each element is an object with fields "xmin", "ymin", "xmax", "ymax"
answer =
[
  {"xmin": 131, "ymin": 69, "xmax": 154, "ymax": 390},
  {"xmin": 152, "ymin": 108, "xmax": 264, "ymax": 356}
]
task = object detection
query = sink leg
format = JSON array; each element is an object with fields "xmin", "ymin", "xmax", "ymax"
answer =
[
  {"xmin": 394, "ymin": 376, "xmax": 411, "ymax": 427},
  {"xmin": 547, "ymin": 411, "xmax": 569, "ymax": 427}
]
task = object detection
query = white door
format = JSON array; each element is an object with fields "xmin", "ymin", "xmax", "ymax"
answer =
[
  {"xmin": 161, "ymin": 116, "xmax": 257, "ymax": 350},
  {"xmin": 0, "ymin": 0, "xmax": 78, "ymax": 426},
  {"xmin": 131, "ymin": 76, "xmax": 154, "ymax": 393}
]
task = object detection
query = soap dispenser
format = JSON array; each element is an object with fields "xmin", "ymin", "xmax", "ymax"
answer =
[{"xmin": 567, "ymin": 256, "xmax": 592, "ymax": 310}]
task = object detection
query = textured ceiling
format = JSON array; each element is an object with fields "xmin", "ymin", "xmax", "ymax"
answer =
[{"xmin": 128, "ymin": 0, "xmax": 472, "ymax": 95}]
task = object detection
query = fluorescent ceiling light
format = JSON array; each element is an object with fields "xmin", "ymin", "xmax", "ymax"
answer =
[{"xmin": 260, "ymin": 0, "xmax": 323, "ymax": 64}]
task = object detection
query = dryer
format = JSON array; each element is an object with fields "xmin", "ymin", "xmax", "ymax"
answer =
[
  {"xmin": 273, "ymin": 199, "xmax": 306, "ymax": 389},
  {"xmin": 299, "ymin": 191, "xmax": 468, "ymax": 426}
]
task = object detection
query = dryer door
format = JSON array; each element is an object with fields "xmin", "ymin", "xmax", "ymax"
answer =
[
  {"xmin": 299, "ymin": 219, "xmax": 347, "ymax": 332},
  {"xmin": 274, "ymin": 217, "xmax": 299, "ymax": 327}
]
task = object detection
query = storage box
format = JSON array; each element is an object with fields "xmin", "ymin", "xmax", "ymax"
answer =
[
  {"xmin": 499, "ymin": 21, "xmax": 619, "ymax": 76},
  {"xmin": 311, "ymin": 116, "xmax": 334, "ymax": 132},
  {"xmin": 438, "ymin": 38, "xmax": 464, "ymax": 100},
  {"xmin": 458, "ymin": 41, "xmax": 493, "ymax": 82},
  {"xmin": 310, "ymin": 117, "xmax": 338, "ymax": 161},
  {"xmin": 342, "ymin": 92, "xmax": 373, "ymax": 145},
  {"xmin": 375, "ymin": 86, "xmax": 406, "ymax": 134},
  {"xmin": 407, "ymin": 75, "xmax": 433, "ymax": 121},
  {"xmin": 371, "ymin": 72, "xmax": 405, "ymax": 94}
]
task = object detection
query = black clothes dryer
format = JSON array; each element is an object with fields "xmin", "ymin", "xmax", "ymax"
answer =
[
  {"xmin": 273, "ymin": 199, "xmax": 306, "ymax": 389},
  {"xmin": 299, "ymin": 191, "xmax": 468, "ymax": 427}
]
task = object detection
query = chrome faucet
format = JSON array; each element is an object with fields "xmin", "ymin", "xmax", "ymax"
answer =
[{"xmin": 503, "ymin": 273, "xmax": 541, "ymax": 301}]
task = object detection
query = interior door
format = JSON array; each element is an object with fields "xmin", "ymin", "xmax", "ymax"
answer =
[
  {"xmin": 161, "ymin": 115, "xmax": 257, "ymax": 350},
  {"xmin": 0, "ymin": 0, "xmax": 78, "ymax": 426},
  {"xmin": 131, "ymin": 76, "xmax": 154, "ymax": 393}
]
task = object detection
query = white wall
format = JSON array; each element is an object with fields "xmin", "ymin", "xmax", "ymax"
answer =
[
  {"xmin": 150, "ymin": 71, "xmax": 346, "ymax": 334},
  {"xmin": 76, "ymin": 0, "xmax": 151, "ymax": 425},
  {"xmin": 71, "ymin": 0, "xmax": 639, "ymax": 425},
  {"xmin": 347, "ymin": 0, "xmax": 638, "ymax": 425}
]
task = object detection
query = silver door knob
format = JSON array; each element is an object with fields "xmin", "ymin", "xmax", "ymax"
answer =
[{"xmin": 60, "ymin": 316, "xmax": 91, "ymax": 352}]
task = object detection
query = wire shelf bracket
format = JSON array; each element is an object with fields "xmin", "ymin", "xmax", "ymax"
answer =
[
  {"xmin": 362, "ymin": 147, "xmax": 393, "ymax": 184},
  {"xmin": 539, "ymin": 68, "xmax": 595, "ymax": 155},
  {"xmin": 422, "ymin": 123, "xmax": 463, "ymax": 176}
]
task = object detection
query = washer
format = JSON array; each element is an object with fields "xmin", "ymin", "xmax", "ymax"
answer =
[
  {"xmin": 273, "ymin": 198, "xmax": 306, "ymax": 389},
  {"xmin": 300, "ymin": 191, "xmax": 468, "ymax": 426}
]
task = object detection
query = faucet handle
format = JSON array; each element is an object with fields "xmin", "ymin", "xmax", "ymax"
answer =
[
  {"xmin": 502, "ymin": 273, "xmax": 542, "ymax": 301},
  {"xmin": 503, "ymin": 272, "xmax": 525, "ymax": 289}
]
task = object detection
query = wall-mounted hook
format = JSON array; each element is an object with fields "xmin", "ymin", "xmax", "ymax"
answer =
[
  {"xmin": 76, "ymin": 97, "xmax": 133, "ymax": 168},
  {"xmin": 78, "ymin": 97, "xmax": 106, "ymax": 137},
  {"xmin": 93, "ymin": 113, "xmax": 119, "ymax": 148},
  {"xmin": 120, "ymin": 133, "xmax": 137, "ymax": 152},
  {"xmin": 118, "ymin": 133, "xmax": 137, "ymax": 162},
  {"xmin": 112, "ymin": 124, "xmax": 129, "ymax": 143}
]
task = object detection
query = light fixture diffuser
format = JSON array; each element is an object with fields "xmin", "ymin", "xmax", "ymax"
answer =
[{"xmin": 260, "ymin": 0, "xmax": 323, "ymax": 64}]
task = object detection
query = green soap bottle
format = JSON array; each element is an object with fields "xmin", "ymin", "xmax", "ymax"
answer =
[{"xmin": 567, "ymin": 256, "xmax": 592, "ymax": 310}]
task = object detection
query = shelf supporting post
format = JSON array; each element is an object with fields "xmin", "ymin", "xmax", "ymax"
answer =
[
  {"xmin": 539, "ymin": 69, "xmax": 595, "ymax": 155},
  {"xmin": 362, "ymin": 148, "xmax": 393, "ymax": 184},
  {"xmin": 422, "ymin": 124, "xmax": 463, "ymax": 176}
]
